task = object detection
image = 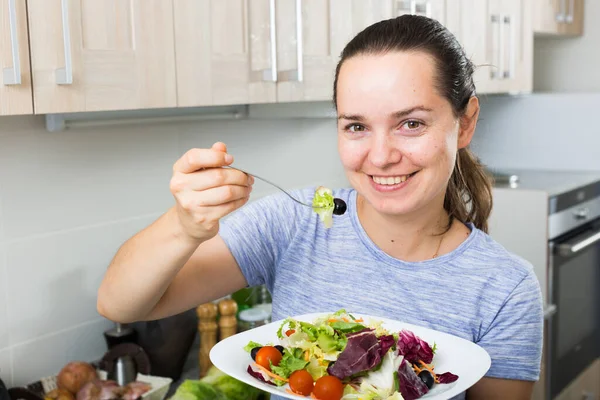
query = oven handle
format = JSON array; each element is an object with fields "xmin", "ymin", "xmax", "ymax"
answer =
[{"xmin": 557, "ymin": 229, "xmax": 600, "ymax": 257}]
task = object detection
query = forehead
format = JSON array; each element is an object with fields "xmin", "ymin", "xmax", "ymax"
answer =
[{"xmin": 336, "ymin": 51, "xmax": 444, "ymax": 114}]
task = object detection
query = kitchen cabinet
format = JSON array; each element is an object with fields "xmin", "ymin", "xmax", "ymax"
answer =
[
  {"xmin": 447, "ymin": 0, "xmax": 533, "ymax": 95},
  {"xmin": 27, "ymin": 0, "xmax": 177, "ymax": 114},
  {"xmin": 554, "ymin": 358, "xmax": 600, "ymax": 400},
  {"xmin": 1, "ymin": 0, "xmax": 33, "ymax": 115},
  {"xmin": 175, "ymin": 0, "xmax": 356, "ymax": 107},
  {"xmin": 534, "ymin": 0, "xmax": 584, "ymax": 37}
]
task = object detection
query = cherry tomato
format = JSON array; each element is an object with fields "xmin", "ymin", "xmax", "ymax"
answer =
[
  {"xmin": 255, "ymin": 346, "xmax": 282, "ymax": 371},
  {"xmin": 313, "ymin": 375, "xmax": 343, "ymax": 400},
  {"xmin": 285, "ymin": 329, "xmax": 296, "ymax": 337},
  {"xmin": 289, "ymin": 370, "xmax": 314, "ymax": 396}
]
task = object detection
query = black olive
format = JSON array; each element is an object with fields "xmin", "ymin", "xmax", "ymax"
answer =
[
  {"xmin": 333, "ymin": 198, "xmax": 347, "ymax": 215},
  {"xmin": 250, "ymin": 346, "xmax": 262, "ymax": 361},
  {"xmin": 275, "ymin": 345, "xmax": 285, "ymax": 355},
  {"xmin": 418, "ymin": 370, "xmax": 435, "ymax": 389}
]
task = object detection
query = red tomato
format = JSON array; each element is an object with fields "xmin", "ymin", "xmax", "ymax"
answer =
[
  {"xmin": 289, "ymin": 370, "xmax": 314, "ymax": 396},
  {"xmin": 313, "ymin": 375, "xmax": 343, "ymax": 400},
  {"xmin": 285, "ymin": 329, "xmax": 296, "ymax": 337},
  {"xmin": 255, "ymin": 346, "xmax": 282, "ymax": 371}
]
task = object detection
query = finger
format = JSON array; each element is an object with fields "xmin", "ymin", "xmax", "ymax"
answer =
[
  {"xmin": 186, "ymin": 168, "xmax": 252, "ymax": 191},
  {"xmin": 211, "ymin": 142, "xmax": 227, "ymax": 153},
  {"xmin": 211, "ymin": 196, "xmax": 251, "ymax": 219},
  {"xmin": 173, "ymin": 148, "xmax": 233, "ymax": 173},
  {"xmin": 195, "ymin": 185, "xmax": 252, "ymax": 207}
]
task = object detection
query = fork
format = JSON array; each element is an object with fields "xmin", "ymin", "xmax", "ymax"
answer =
[{"xmin": 224, "ymin": 166, "xmax": 346, "ymax": 214}]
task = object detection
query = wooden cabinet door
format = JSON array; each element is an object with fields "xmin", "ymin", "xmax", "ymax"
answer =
[
  {"xmin": 534, "ymin": 0, "xmax": 584, "ymax": 36},
  {"xmin": 558, "ymin": 0, "xmax": 584, "ymax": 36},
  {"xmin": 451, "ymin": 0, "xmax": 532, "ymax": 95},
  {"xmin": 275, "ymin": 0, "xmax": 355, "ymax": 103},
  {"xmin": 28, "ymin": 0, "xmax": 177, "ymax": 114},
  {"xmin": 174, "ymin": 0, "xmax": 277, "ymax": 107},
  {"xmin": 393, "ymin": 0, "xmax": 446, "ymax": 24},
  {"xmin": 0, "ymin": 0, "xmax": 33, "ymax": 115}
]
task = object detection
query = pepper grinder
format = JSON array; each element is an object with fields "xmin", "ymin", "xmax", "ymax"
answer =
[
  {"xmin": 104, "ymin": 323, "xmax": 137, "ymax": 349},
  {"xmin": 197, "ymin": 303, "xmax": 218, "ymax": 378},
  {"xmin": 218, "ymin": 298, "xmax": 238, "ymax": 340}
]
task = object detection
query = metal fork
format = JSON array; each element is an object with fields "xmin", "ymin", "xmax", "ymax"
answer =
[{"xmin": 225, "ymin": 166, "xmax": 317, "ymax": 208}]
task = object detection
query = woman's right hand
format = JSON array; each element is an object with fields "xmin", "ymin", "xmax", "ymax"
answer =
[{"xmin": 169, "ymin": 142, "xmax": 253, "ymax": 242}]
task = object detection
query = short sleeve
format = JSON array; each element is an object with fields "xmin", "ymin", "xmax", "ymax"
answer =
[
  {"xmin": 476, "ymin": 270, "xmax": 544, "ymax": 381},
  {"xmin": 218, "ymin": 190, "xmax": 305, "ymax": 290}
]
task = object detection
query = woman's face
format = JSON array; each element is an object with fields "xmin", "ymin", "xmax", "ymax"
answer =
[{"xmin": 336, "ymin": 51, "xmax": 475, "ymax": 216}]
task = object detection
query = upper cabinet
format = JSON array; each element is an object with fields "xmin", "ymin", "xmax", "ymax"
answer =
[
  {"xmin": 27, "ymin": 0, "xmax": 178, "ymax": 114},
  {"xmin": 448, "ymin": 0, "xmax": 533, "ymax": 95},
  {"xmin": 0, "ymin": 0, "xmax": 578, "ymax": 116},
  {"xmin": 534, "ymin": 0, "xmax": 584, "ymax": 36},
  {"xmin": 174, "ymin": 0, "xmax": 355, "ymax": 107},
  {"xmin": 0, "ymin": 0, "xmax": 33, "ymax": 115}
]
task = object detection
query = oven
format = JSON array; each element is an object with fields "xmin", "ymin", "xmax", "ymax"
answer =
[{"xmin": 547, "ymin": 182, "xmax": 600, "ymax": 399}]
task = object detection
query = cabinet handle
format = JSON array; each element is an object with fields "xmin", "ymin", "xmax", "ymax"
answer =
[
  {"xmin": 503, "ymin": 16, "xmax": 513, "ymax": 79},
  {"xmin": 55, "ymin": 0, "xmax": 73, "ymax": 85},
  {"xmin": 278, "ymin": 0, "xmax": 303, "ymax": 82},
  {"xmin": 566, "ymin": 0, "xmax": 574, "ymax": 23},
  {"xmin": 250, "ymin": 0, "xmax": 277, "ymax": 82},
  {"xmin": 556, "ymin": 0, "xmax": 566, "ymax": 22},
  {"xmin": 490, "ymin": 15, "xmax": 502, "ymax": 79},
  {"xmin": 3, "ymin": 0, "xmax": 21, "ymax": 85}
]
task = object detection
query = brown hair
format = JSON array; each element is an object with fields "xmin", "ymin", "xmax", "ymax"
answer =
[{"xmin": 333, "ymin": 15, "xmax": 493, "ymax": 233}]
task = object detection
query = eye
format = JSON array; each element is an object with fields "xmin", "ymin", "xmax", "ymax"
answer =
[
  {"xmin": 403, "ymin": 120, "xmax": 422, "ymax": 130},
  {"xmin": 345, "ymin": 123, "xmax": 366, "ymax": 133}
]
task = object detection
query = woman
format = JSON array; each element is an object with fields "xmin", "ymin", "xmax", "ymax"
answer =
[{"xmin": 98, "ymin": 15, "xmax": 542, "ymax": 400}]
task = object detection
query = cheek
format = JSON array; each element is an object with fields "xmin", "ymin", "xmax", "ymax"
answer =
[{"xmin": 338, "ymin": 136, "xmax": 366, "ymax": 170}]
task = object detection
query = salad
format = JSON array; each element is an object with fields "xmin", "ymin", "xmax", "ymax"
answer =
[
  {"xmin": 243, "ymin": 310, "xmax": 458, "ymax": 400},
  {"xmin": 312, "ymin": 187, "xmax": 347, "ymax": 228}
]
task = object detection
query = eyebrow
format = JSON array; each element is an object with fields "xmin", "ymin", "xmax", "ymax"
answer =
[{"xmin": 337, "ymin": 106, "xmax": 433, "ymax": 121}]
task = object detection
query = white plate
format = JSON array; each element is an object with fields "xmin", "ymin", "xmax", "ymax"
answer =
[{"xmin": 210, "ymin": 312, "xmax": 491, "ymax": 400}]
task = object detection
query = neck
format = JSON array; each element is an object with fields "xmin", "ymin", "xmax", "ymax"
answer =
[{"xmin": 356, "ymin": 193, "xmax": 451, "ymax": 262}]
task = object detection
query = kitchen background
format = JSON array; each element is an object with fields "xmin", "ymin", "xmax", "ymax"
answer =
[{"xmin": 0, "ymin": 0, "xmax": 598, "ymax": 400}]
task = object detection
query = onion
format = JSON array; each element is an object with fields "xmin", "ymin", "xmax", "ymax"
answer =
[
  {"xmin": 57, "ymin": 362, "xmax": 98, "ymax": 395},
  {"xmin": 45, "ymin": 388, "xmax": 75, "ymax": 400},
  {"xmin": 121, "ymin": 382, "xmax": 152, "ymax": 400},
  {"xmin": 76, "ymin": 380, "xmax": 123, "ymax": 400}
]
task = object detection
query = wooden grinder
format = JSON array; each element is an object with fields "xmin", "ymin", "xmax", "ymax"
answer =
[
  {"xmin": 218, "ymin": 298, "xmax": 238, "ymax": 340},
  {"xmin": 197, "ymin": 302, "xmax": 218, "ymax": 377}
]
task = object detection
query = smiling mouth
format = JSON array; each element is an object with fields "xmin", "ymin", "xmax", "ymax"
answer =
[{"xmin": 370, "ymin": 171, "xmax": 419, "ymax": 185}]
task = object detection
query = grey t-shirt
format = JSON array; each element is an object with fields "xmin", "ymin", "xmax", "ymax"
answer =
[{"xmin": 219, "ymin": 187, "xmax": 543, "ymax": 399}]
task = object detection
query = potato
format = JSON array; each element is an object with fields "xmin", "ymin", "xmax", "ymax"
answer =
[{"xmin": 57, "ymin": 362, "xmax": 98, "ymax": 395}]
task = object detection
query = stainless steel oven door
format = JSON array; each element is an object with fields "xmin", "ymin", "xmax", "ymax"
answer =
[{"xmin": 549, "ymin": 218, "xmax": 600, "ymax": 398}]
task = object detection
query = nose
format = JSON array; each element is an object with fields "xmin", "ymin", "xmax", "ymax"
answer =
[{"xmin": 368, "ymin": 132, "xmax": 402, "ymax": 168}]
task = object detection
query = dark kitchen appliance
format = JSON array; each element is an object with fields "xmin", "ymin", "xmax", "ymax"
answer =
[{"xmin": 546, "ymin": 178, "xmax": 600, "ymax": 398}]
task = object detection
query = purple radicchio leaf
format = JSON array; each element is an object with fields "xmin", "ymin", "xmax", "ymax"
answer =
[
  {"xmin": 397, "ymin": 358, "xmax": 429, "ymax": 400},
  {"xmin": 247, "ymin": 365, "xmax": 275, "ymax": 386},
  {"xmin": 437, "ymin": 371, "xmax": 459, "ymax": 384},
  {"xmin": 327, "ymin": 329, "xmax": 382, "ymax": 379},
  {"xmin": 397, "ymin": 330, "xmax": 434, "ymax": 364},
  {"xmin": 378, "ymin": 334, "xmax": 396, "ymax": 358}
]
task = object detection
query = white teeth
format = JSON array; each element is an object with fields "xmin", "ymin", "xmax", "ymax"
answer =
[{"xmin": 372, "ymin": 175, "xmax": 410, "ymax": 185}]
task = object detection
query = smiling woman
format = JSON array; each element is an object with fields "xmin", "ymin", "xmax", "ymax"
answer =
[{"xmin": 97, "ymin": 14, "xmax": 543, "ymax": 400}]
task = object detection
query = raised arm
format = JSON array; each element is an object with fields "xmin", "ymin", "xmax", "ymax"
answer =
[{"xmin": 97, "ymin": 142, "xmax": 253, "ymax": 323}]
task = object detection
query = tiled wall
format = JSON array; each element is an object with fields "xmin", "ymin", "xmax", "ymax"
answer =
[{"xmin": 0, "ymin": 114, "xmax": 347, "ymax": 387}]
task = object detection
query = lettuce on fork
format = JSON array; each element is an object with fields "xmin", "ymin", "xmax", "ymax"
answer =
[{"xmin": 312, "ymin": 186, "xmax": 335, "ymax": 228}]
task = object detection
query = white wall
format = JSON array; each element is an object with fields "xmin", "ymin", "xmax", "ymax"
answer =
[
  {"xmin": 534, "ymin": 0, "xmax": 600, "ymax": 92},
  {"xmin": 0, "ymin": 114, "xmax": 347, "ymax": 386},
  {"xmin": 471, "ymin": 92, "xmax": 600, "ymax": 171}
]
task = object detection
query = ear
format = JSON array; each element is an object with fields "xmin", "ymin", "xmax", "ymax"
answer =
[{"xmin": 457, "ymin": 96, "xmax": 480, "ymax": 149}]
